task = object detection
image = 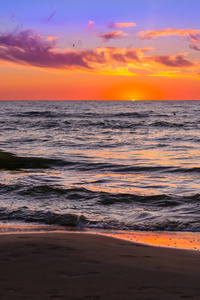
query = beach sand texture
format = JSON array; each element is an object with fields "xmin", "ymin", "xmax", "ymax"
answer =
[{"xmin": 0, "ymin": 233, "xmax": 200, "ymax": 300}]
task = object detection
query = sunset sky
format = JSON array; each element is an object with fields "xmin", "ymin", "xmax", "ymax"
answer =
[{"xmin": 1, "ymin": 0, "xmax": 200, "ymax": 100}]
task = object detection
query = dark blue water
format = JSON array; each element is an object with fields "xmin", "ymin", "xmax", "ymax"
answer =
[{"xmin": 0, "ymin": 100, "xmax": 200, "ymax": 232}]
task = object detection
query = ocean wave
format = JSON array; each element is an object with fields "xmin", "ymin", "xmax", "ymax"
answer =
[
  {"xmin": 11, "ymin": 111, "xmax": 150, "ymax": 120},
  {"xmin": 12, "ymin": 111, "xmax": 58, "ymax": 118},
  {"xmin": 69, "ymin": 120, "xmax": 146, "ymax": 130},
  {"xmin": 0, "ymin": 208, "xmax": 88, "ymax": 227},
  {"xmin": 87, "ymin": 220, "xmax": 200, "ymax": 232},
  {"xmin": 0, "ymin": 150, "xmax": 73, "ymax": 170},
  {"xmin": 150, "ymin": 121, "xmax": 184, "ymax": 128},
  {"xmin": 114, "ymin": 112, "xmax": 150, "ymax": 118},
  {"xmin": 18, "ymin": 186, "xmax": 96, "ymax": 201},
  {"xmin": 96, "ymin": 193, "xmax": 182, "ymax": 206},
  {"xmin": 1, "ymin": 182, "xmax": 200, "ymax": 208},
  {"xmin": 1, "ymin": 150, "xmax": 200, "ymax": 175},
  {"xmin": 0, "ymin": 206, "xmax": 200, "ymax": 232},
  {"xmin": 95, "ymin": 191, "xmax": 200, "ymax": 207}
]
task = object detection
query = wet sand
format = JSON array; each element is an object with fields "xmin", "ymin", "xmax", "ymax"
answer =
[
  {"xmin": 0, "ymin": 232, "xmax": 200, "ymax": 300},
  {"xmin": 99, "ymin": 230, "xmax": 200, "ymax": 251}
]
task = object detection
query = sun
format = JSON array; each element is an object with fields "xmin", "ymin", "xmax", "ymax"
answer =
[{"xmin": 104, "ymin": 81, "xmax": 163, "ymax": 100}]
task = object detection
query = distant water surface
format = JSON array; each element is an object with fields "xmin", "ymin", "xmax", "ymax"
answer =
[{"xmin": 0, "ymin": 100, "xmax": 200, "ymax": 232}]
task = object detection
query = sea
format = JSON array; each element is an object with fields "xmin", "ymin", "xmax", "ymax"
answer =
[{"xmin": 0, "ymin": 100, "xmax": 200, "ymax": 233}]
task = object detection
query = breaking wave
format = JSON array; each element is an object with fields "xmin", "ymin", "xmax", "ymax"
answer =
[{"xmin": 1, "ymin": 150, "xmax": 200, "ymax": 175}]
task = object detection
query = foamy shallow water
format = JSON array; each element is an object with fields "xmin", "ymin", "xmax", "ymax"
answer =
[{"xmin": 0, "ymin": 222, "xmax": 199, "ymax": 251}]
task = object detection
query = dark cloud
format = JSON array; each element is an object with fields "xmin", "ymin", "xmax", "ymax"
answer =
[
  {"xmin": 98, "ymin": 31, "xmax": 128, "ymax": 42},
  {"xmin": 189, "ymin": 43, "xmax": 200, "ymax": 51},
  {"xmin": 150, "ymin": 54, "xmax": 194, "ymax": 67},
  {"xmin": 189, "ymin": 33, "xmax": 200, "ymax": 51},
  {"xmin": 189, "ymin": 33, "xmax": 200, "ymax": 41}
]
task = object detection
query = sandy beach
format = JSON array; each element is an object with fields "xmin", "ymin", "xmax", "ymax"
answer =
[{"xmin": 0, "ymin": 232, "xmax": 200, "ymax": 300}]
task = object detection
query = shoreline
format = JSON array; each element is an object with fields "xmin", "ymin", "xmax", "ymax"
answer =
[
  {"xmin": 0, "ymin": 222, "xmax": 200, "ymax": 251},
  {"xmin": 0, "ymin": 232, "xmax": 200, "ymax": 299}
]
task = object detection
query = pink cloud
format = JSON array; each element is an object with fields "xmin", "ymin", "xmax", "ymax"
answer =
[
  {"xmin": 88, "ymin": 21, "xmax": 94, "ymax": 30},
  {"xmin": 108, "ymin": 22, "xmax": 136, "ymax": 29},
  {"xmin": 138, "ymin": 28, "xmax": 200, "ymax": 39},
  {"xmin": 138, "ymin": 28, "xmax": 200, "ymax": 53}
]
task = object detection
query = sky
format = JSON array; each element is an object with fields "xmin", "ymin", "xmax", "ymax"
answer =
[{"xmin": 0, "ymin": 0, "xmax": 200, "ymax": 100}]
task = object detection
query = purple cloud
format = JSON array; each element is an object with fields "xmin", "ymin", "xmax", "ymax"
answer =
[{"xmin": 0, "ymin": 30, "xmax": 90, "ymax": 69}]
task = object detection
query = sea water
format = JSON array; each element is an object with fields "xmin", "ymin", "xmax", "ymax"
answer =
[{"xmin": 0, "ymin": 100, "xmax": 200, "ymax": 232}]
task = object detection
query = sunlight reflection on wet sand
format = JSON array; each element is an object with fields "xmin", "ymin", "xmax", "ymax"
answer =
[{"xmin": 97, "ymin": 231, "xmax": 200, "ymax": 251}]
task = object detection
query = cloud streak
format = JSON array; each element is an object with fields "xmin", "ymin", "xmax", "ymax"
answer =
[
  {"xmin": 48, "ymin": 7, "xmax": 56, "ymax": 21},
  {"xmin": 10, "ymin": 11, "xmax": 15, "ymax": 22},
  {"xmin": 43, "ymin": 7, "xmax": 56, "ymax": 23},
  {"xmin": 138, "ymin": 28, "xmax": 200, "ymax": 39},
  {"xmin": 108, "ymin": 22, "xmax": 136, "ymax": 29}
]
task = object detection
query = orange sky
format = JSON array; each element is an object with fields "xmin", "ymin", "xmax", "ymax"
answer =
[
  {"xmin": 1, "ymin": 65, "xmax": 200, "ymax": 100},
  {"xmin": 1, "ymin": 0, "xmax": 200, "ymax": 100}
]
